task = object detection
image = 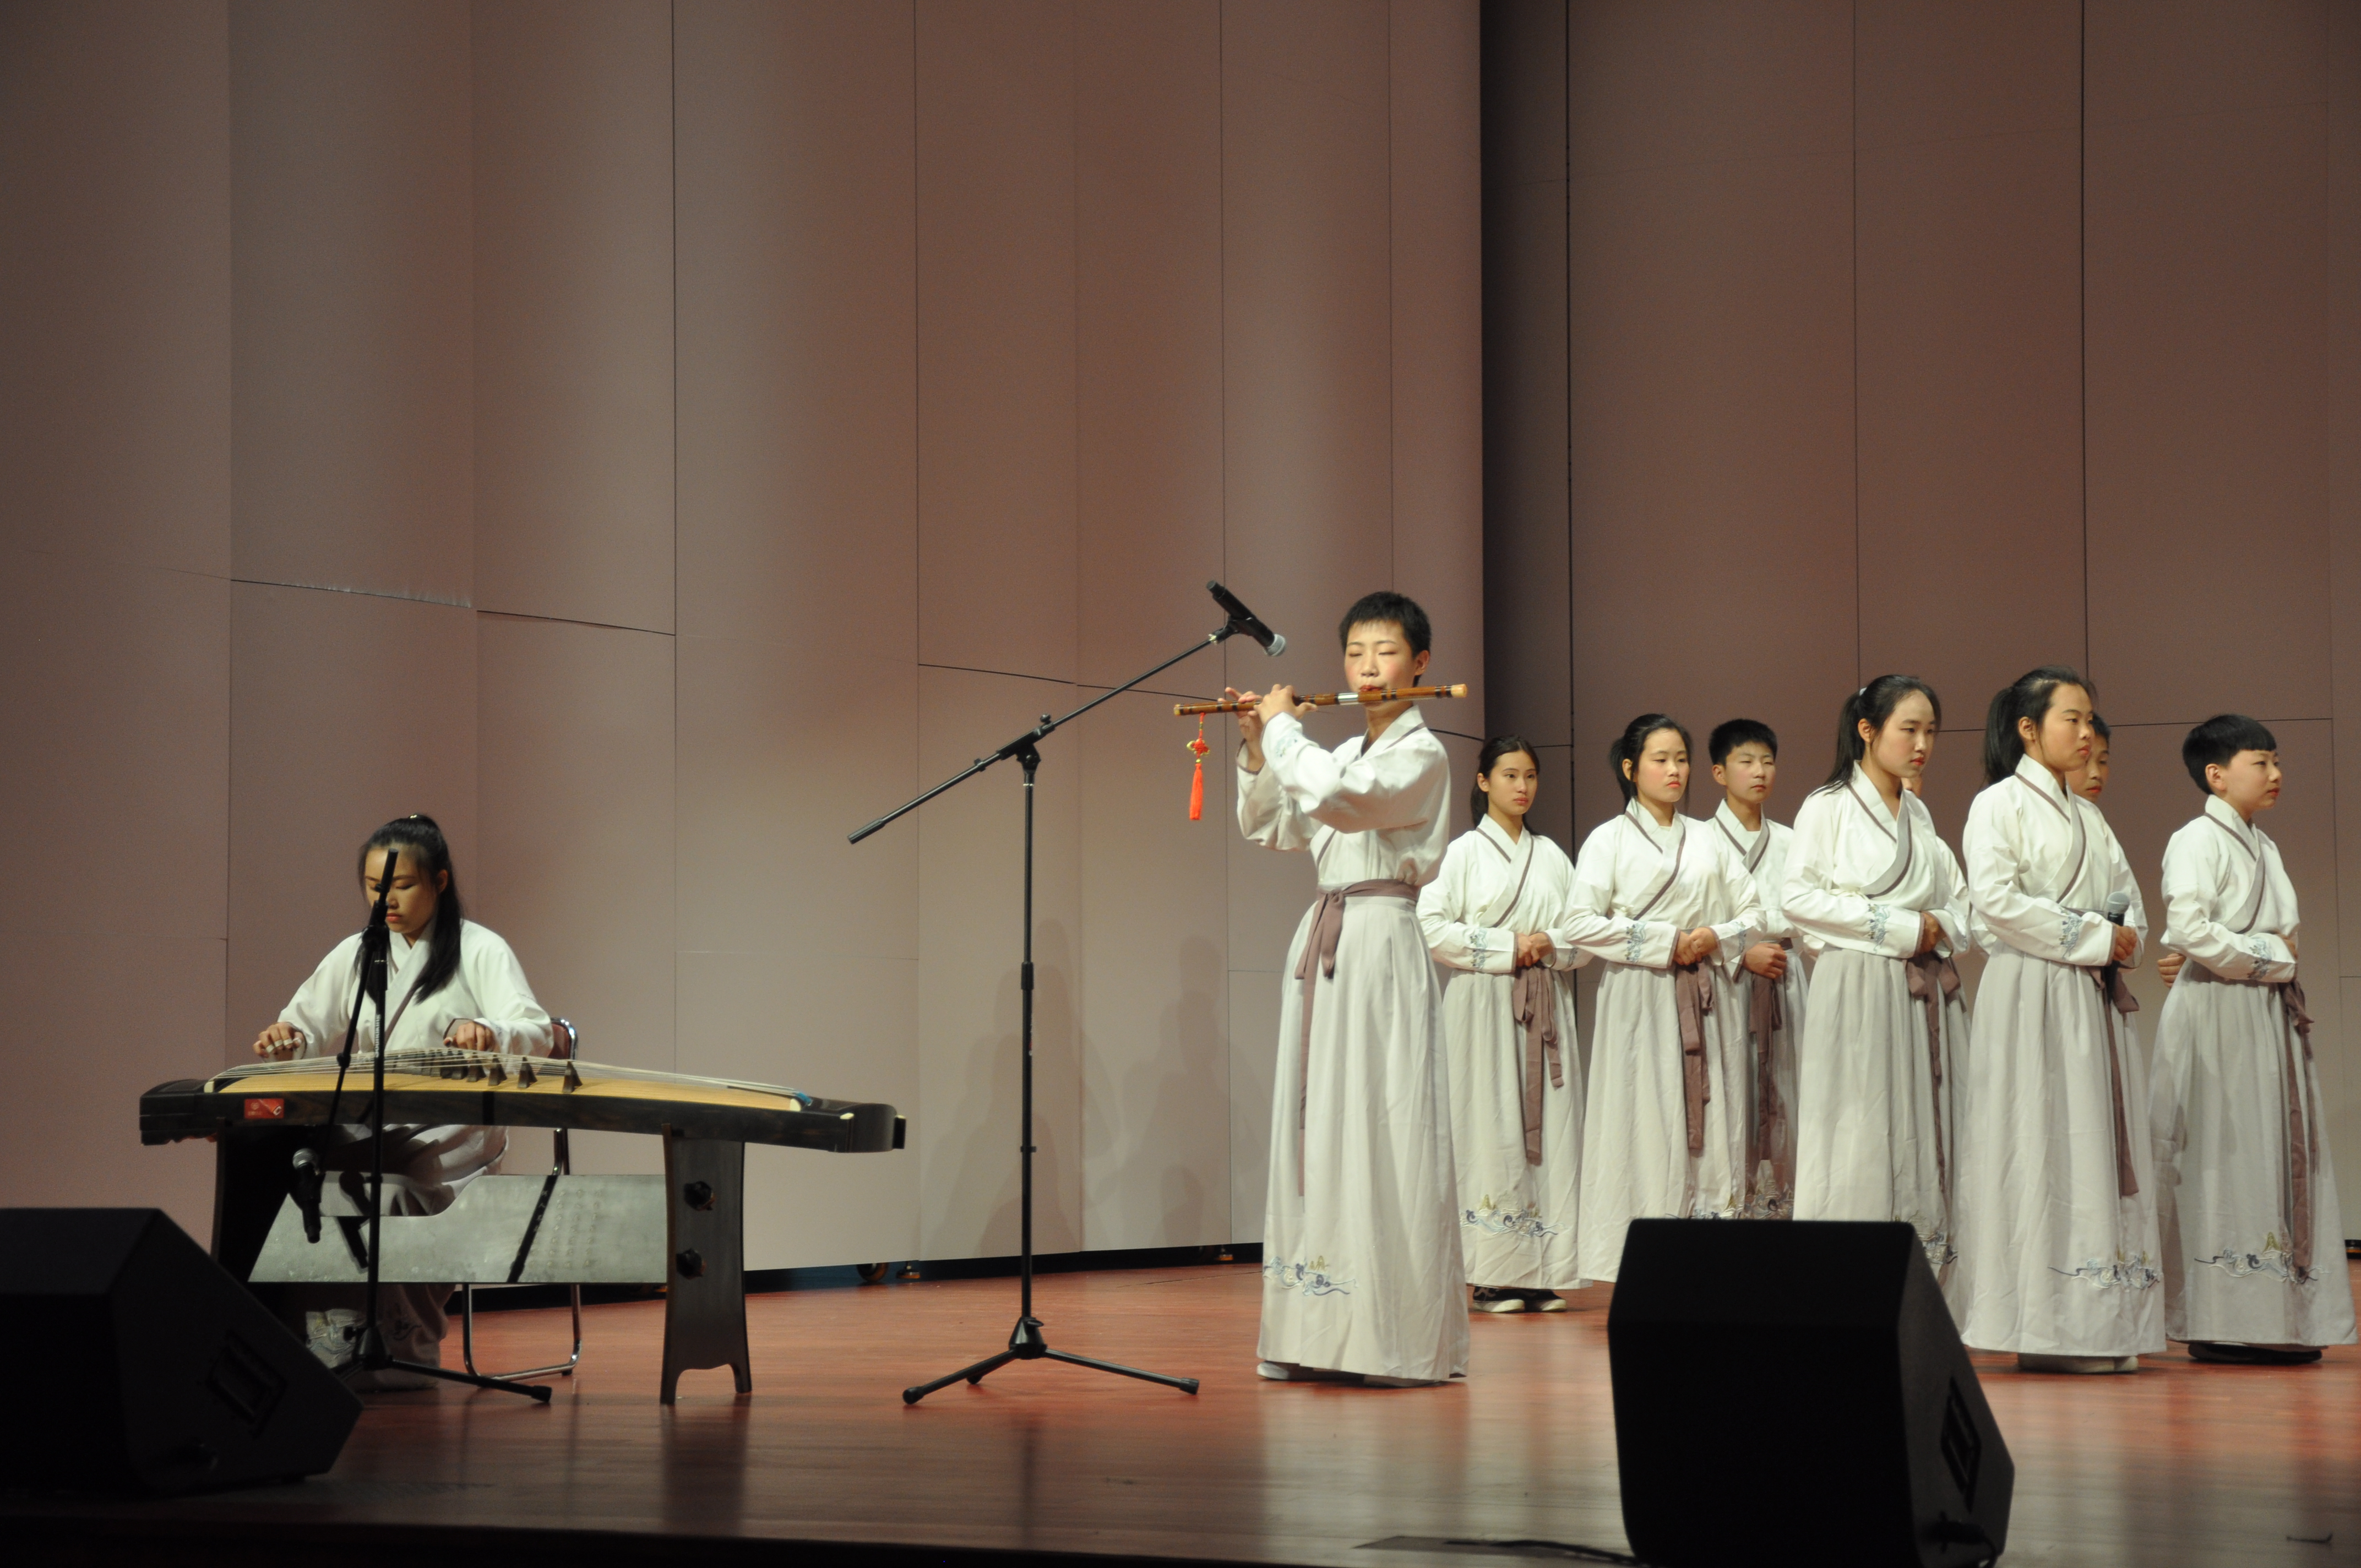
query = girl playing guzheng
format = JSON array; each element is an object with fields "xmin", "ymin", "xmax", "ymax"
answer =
[{"xmin": 251, "ymin": 813, "xmax": 554, "ymax": 1389}]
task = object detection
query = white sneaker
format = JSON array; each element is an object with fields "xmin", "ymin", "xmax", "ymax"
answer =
[
  {"xmin": 1470, "ymin": 1287, "xmax": 1526, "ymax": 1314},
  {"xmin": 304, "ymin": 1309, "xmax": 365, "ymax": 1370},
  {"xmin": 1528, "ymin": 1291, "xmax": 1570, "ymax": 1313}
]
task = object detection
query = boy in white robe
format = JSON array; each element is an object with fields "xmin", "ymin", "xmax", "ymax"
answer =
[
  {"xmin": 1419, "ymin": 738, "xmax": 1588, "ymax": 1312},
  {"xmin": 1956, "ymin": 668, "xmax": 2163, "ymax": 1373},
  {"xmin": 2148, "ymin": 715, "xmax": 2355, "ymax": 1362},
  {"xmin": 1704, "ymin": 718, "xmax": 1807, "ymax": 1219},
  {"xmin": 2069, "ymin": 712, "xmax": 2111, "ymax": 802},
  {"xmin": 253, "ymin": 815, "xmax": 554, "ymax": 1389},
  {"xmin": 1564, "ymin": 716, "xmax": 1762, "ymax": 1281},
  {"xmin": 1232, "ymin": 591, "xmax": 1465, "ymax": 1387}
]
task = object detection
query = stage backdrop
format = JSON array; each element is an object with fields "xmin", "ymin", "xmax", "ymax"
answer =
[
  {"xmin": 1482, "ymin": 0, "xmax": 2361, "ymax": 1227},
  {"xmin": 0, "ymin": 0, "xmax": 1484, "ymax": 1269}
]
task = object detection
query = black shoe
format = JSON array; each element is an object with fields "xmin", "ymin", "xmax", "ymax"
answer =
[
  {"xmin": 2187, "ymin": 1341, "xmax": 2323, "ymax": 1365},
  {"xmin": 1470, "ymin": 1286, "xmax": 1526, "ymax": 1314}
]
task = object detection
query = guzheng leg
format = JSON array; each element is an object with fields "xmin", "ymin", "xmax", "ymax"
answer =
[{"xmin": 660, "ymin": 1128, "xmax": 752, "ymax": 1403}]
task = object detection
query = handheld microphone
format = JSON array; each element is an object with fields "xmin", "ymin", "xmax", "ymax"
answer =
[
  {"xmin": 1206, "ymin": 581, "xmax": 1287, "ymax": 657},
  {"xmin": 2103, "ymin": 891, "xmax": 2130, "ymax": 925},
  {"xmin": 291, "ymin": 1147, "xmax": 324, "ymax": 1244}
]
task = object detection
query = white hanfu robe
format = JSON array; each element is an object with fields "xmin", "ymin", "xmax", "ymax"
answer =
[
  {"xmin": 1706, "ymin": 800, "xmax": 1809, "ymax": 1219},
  {"xmin": 2150, "ymin": 797, "xmax": 2356, "ymax": 1347},
  {"xmin": 1783, "ymin": 768, "xmax": 1973, "ymax": 1284},
  {"xmin": 278, "ymin": 919, "xmax": 554, "ymax": 1357},
  {"xmin": 1565, "ymin": 803, "xmax": 1762, "ymax": 1281},
  {"xmin": 1240, "ymin": 704, "xmax": 1465, "ymax": 1381},
  {"xmin": 1418, "ymin": 816, "xmax": 1589, "ymax": 1292},
  {"xmin": 1956, "ymin": 754, "xmax": 2163, "ymax": 1358}
]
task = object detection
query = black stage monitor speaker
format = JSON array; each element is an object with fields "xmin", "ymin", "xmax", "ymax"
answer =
[
  {"xmin": 0, "ymin": 1208, "xmax": 361, "ymax": 1494},
  {"xmin": 1608, "ymin": 1219, "xmax": 2012, "ymax": 1568}
]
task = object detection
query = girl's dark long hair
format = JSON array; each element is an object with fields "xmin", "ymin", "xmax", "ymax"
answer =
[
  {"xmin": 358, "ymin": 814, "xmax": 463, "ymax": 1001},
  {"xmin": 1983, "ymin": 666, "xmax": 2092, "ymax": 786},
  {"xmin": 1816, "ymin": 675, "xmax": 1942, "ymax": 795},
  {"xmin": 1470, "ymin": 734, "xmax": 1539, "ymax": 827},
  {"xmin": 1609, "ymin": 713, "xmax": 1691, "ymax": 805}
]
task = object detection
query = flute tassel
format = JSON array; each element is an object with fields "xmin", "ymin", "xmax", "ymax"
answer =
[{"xmin": 1188, "ymin": 717, "xmax": 1210, "ymax": 821}]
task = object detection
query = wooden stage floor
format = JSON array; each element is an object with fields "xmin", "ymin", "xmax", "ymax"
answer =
[{"xmin": 21, "ymin": 1260, "xmax": 2361, "ymax": 1566}]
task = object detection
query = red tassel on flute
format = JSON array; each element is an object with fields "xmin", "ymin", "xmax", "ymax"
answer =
[{"xmin": 1188, "ymin": 717, "xmax": 1209, "ymax": 820}]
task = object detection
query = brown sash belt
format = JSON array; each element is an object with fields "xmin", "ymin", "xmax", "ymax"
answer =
[
  {"xmin": 1673, "ymin": 960, "xmax": 1715, "ymax": 1156},
  {"xmin": 1293, "ymin": 879, "xmax": 1421, "ymax": 1194},
  {"xmin": 2092, "ymin": 963, "xmax": 2142, "ymax": 1199},
  {"xmin": 1903, "ymin": 950, "xmax": 1961, "ymax": 1200},
  {"xmin": 1512, "ymin": 965, "xmax": 1564, "ymax": 1167},
  {"xmin": 2278, "ymin": 977, "xmax": 2320, "ymax": 1276},
  {"xmin": 1745, "ymin": 939, "xmax": 1792, "ymax": 1195}
]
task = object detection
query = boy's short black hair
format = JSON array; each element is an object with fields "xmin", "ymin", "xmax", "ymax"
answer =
[
  {"xmin": 2089, "ymin": 712, "xmax": 2111, "ymax": 744},
  {"xmin": 2183, "ymin": 714, "xmax": 2277, "ymax": 793},
  {"xmin": 1337, "ymin": 591, "xmax": 1432, "ymax": 657},
  {"xmin": 1709, "ymin": 718, "xmax": 1778, "ymax": 767}
]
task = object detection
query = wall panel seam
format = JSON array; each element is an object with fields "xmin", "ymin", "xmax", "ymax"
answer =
[{"xmin": 232, "ymin": 576, "xmax": 469, "ymax": 609}]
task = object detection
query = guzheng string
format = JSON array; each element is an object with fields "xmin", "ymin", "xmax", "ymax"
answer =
[{"xmin": 211, "ymin": 1049, "xmax": 815, "ymax": 1108}]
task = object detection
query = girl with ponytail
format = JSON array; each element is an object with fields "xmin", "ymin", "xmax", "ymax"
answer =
[
  {"xmin": 1955, "ymin": 667, "xmax": 2162, "ymax": 1373},
  {"xmin": 1418, "ymin": 738, "xmax": 1590, "ymax": 1312},
  {"xmin": 1556, "ymin": 715, "xmax": 1764, "ymax": 1281},
  {"xmin": 248, "ymin": 813, "xmax": 555, "ymax": 1386},
  {"xmin": 1781, "ymin": 677, "xmax": 1974, "ymax": 1292}
]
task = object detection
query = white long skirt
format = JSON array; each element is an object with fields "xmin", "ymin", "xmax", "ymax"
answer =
[
  {"xmin": 1576, "ymin": 963, "xmax": 1752, "ymax": 1282},
  {"xmin": 1792, "ymin": 949, "xmax": 1967, "ymax": 1300},
  {"xmin": 1709, "ymin": 958, "xmax": 1805, "ymax": 1220},
  {"xmin": 1954, "ymin": 949, "xmax": 2165, "ymax": 1357},
  {"xmin": 2150, "ymin": 968, "xmax": 2357, "ymax": 1347},
  {"xmin": 1260, "ymin": 896, "xmax": 1467, "ymax": 1381},
  {"xmin": 1441, "ymin": 966, "xmax": 1586, "ymax": 1291}
]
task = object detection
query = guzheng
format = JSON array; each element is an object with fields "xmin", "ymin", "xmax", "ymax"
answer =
[
  {"xmin": 142, "ymin": 1049, "xmax": 905, "ymax": 1402},
  {"xmin": 140, "ymin": 1049, "xmax": 904, "ymax": 1153}
]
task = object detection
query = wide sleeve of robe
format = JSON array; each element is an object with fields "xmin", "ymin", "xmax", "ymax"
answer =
[
  {"xmin": 458, "ymin": 922, "xmax": 555, "ymax": 1057},
  {"xmin": 1778, "ymin": 789, "xmax": 1919, "ymax": 959},
  {"xmin": 1419, "ymin": 835, "xmax": 1516, "ymax": 975},
  {"xmin": 1699, "ymin": 830, "xmax": 1763, "ymax": 979},
  {"xmin": 1553, "ymin": 819, "xmax": 1679, "ymax": 969},
  {"xmin": 278, "ymin": 934, "xmax": 365, "ymax": 1057},
  {"xmin": 1962, "ymin": 778, "xmax": 2116, "ymax": 966},
  {"xmin": 2161, "ymin": 818, "xmax": 2294, "ymax": 982}
]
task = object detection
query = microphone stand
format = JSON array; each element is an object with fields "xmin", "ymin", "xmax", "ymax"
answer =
[
  {"xmin": 852, "ymin": 616, "xmax": 1266, "ymax": 1404},
  {"xmin": 344, "ymin": 851, "xmax": 551, "ymax": 1402}
]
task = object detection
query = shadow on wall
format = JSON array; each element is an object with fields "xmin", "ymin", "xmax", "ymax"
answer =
[{"xmin": 1084, "ymin": 934, "xmax": 1225, "ymax": 1246}]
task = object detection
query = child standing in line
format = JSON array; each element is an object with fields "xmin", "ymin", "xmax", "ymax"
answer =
[
  {"xmin": 2147, "ymin": 715, "xmax": 2356, "ymax": 1363},
  {"xmin": 2070, "ymin": 713, "xmax": 2112, "ymax": 803},
  {"xmin": 1419, "ymin": 738, "xmax": 1588, "ymax": 1314},
  {"xmin": 1703, "ymin": 719, "xmax": 1807, "ymax": 1219}
]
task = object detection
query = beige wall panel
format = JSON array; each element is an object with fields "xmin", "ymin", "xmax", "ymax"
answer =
[
  {"xmin": 1218, "ymin": 0, "xmax": 1392, "ymax": 706},
  {"xmin": 2085, "ymin": 0, "xmax": 2330, "ymax": 126},
  {"xmin": 1565, "ymin": 0, "xmax": 1850, "ymax": 178},
  {"xmin": 1390, "ymin": 0, "xmax": 1486, "ymax": 735},
  {"xmin": 1564, "ymin": 154, "xmax": 1856, "ymax": 839},
  {"xmin": 917, "ymin": 668, "xmax": 1084, "ymax": 1260},
  {"xmin": 0, "ymin": 0, "xmax": 230, "ymax": 576},
  {"xmin": 226, "ymin": 583, "xmax": 477, "ymax": 1057},
  {"xmin": 230, "ymin": 0, "xmax": 472, "ymax": 602},
  {"xmin": 672, "ymin": 0, "xmax": 921, "ymax": 1243},
  {"xmin": 474, "ymin": 616, "xmax": 674, "ymax": 1082},
  {"xmin": 916, "ymin": 0, "xmax": 1078, "ymax": 684},
  {"xmin": 1075, "ymin": 1, "xmax": 1225, "ymax": 688},
  {"xmin": 472, "ymin": 0, "xmax": 674, "ymax": 633},
  {"xmin": 2331, "ymin": 4, "xmax": 2361, "ymax": 978},
  {"xmin": 1856, "ymin": 125, "xmax": 2083, "ymax": 840},
  {"xmin": 0, "ymin": 933, "xmax": 221, "ymax": 1229},
  {"xmin": 1227, "ymin": 968, "xmax": 1283, "ymax": 1245},
  {"xmin": 1078, "ymin": 689, "xmax": 1231, "ymax": 1249},
  {"xmin": 2085, "ymin": 103, "xmax": 2331, "ymax": 726},
  {"xmin": 673, "ymin": 0, "xmax": 916, "ymax": 650},
  {"xmin": 1854, "ymin": 0, "xmax": 2080, "ymax": 149},
  {"xmin": 679, "ymin": 951, "xmax": 920, "ymax": 1270},
  {"xmin": 1, "ymin": 550, "xmax": 232, "ymax": 958}
]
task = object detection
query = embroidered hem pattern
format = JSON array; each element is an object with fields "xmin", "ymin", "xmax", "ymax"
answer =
[
  {"xmin": 1264, "ymin": 1256, "xmax": 1356, "ymax": 1297},
  {"xmin": 2051, "ymin": 1253, "xmax": 2162, "ymax": 1291}
]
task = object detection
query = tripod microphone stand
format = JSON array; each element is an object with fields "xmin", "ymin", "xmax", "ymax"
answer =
[
  {"xmin": 308, "ymin": 851, "xmax": 550, "ymax": 1402},
  {"xmin": 852, "ymin": 588, "xmax": 1276, "ymax": 1404}
]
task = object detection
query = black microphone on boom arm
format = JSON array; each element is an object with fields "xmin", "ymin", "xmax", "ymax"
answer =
[{"xmin": 1206, "ymin": 581, "xmax": 1287, "ymax": 656}]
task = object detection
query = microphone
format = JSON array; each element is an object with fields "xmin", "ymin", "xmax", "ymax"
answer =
[
  {"xmin": 2103, "ymin": 891, "xmax": 2130, "ymax": 925},
  {"xmin": 291, "ymin": 1147, "xmax": 324, "ymax": 1245},
  {"xmin": 1207, "ymin": 581, "xmax": 1287, "ymax": 657}
]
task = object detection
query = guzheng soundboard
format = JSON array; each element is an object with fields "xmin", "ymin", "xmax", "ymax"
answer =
[{"xmin": 140, "ymin": 1050, "xmax": 905, "ymax": 1401}]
